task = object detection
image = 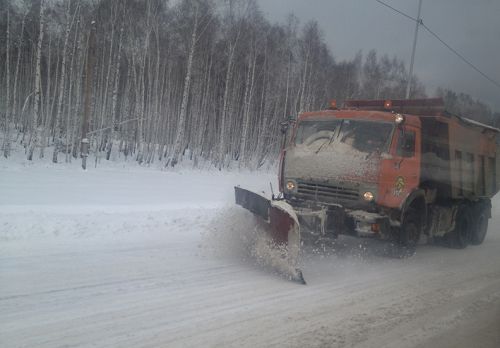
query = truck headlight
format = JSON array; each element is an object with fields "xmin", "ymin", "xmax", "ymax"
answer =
[
  {"xmin": 363, "ymin": 191, "xmax": 375, "ymax": 202},
  {"xmin": 286, "ymin": 180, "xmax": 296, "ymax": 191}
]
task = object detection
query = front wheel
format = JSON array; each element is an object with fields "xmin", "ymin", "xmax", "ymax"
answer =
[
  {"xmin": 392, "ymin": 208, "xmax": 421, "ymax": 257},
  {"xmin": 401, "ymin": 209, "xmax": 421, "ymax": 247}
]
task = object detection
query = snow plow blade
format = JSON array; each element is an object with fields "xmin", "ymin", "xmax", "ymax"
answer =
[{"xmin": 234, "ymin": 186, "xmax": 305, "ymax": 284}]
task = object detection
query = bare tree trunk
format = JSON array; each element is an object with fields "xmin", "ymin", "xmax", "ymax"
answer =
[
  {"xmin": 253, "ymin": 43, "xmax": 268, "ymax": 168},
  {"xmin": 49, "ymin": 37, "xmax": 61, "ymax": 138},
  {"xmin": 82, "ymin": 21, "xmax": 96, "ymax": 170},
  {"xmin": 218, "ymin": 42, "xmax": 237, "ymax": 169},
  {"xmin": 53, "ymin": 1, "xmax": 74, "ymax": 163},
  {"xmin": 283, "ymin": 52, "xmax": 292, "ymax": 119},
  {"xmin": 28, "ymin": 0, "xmax": 46, "ymax": 161},
  {"xmin": 133, "ymin": 55, "xmax": 144, "ymax": 163},
  {"xmin": 135, "ymin": 2, "xmax": 155, "ymax": 164},
  {"xmin": 107, "ymin": 15, "xmax": 124, "ymax": 161},
  {"xmin": 147, "ymin": 23, "xmax": 162, "ymax": 165},
  {"xmin": 170, "ymin": 4, "xmax": 199, "ymax": 167},
  {"xmin": 99, "ymin": 1, "xmax": 119, "ymax": 164},
  {"xmin": 12, "ymin": 13, "xmax": 26, "ymax": 130},
  {"xmin": 70, "ymin": 32, "xmax": 84, "ymax": 162},
  {"xmin": 194, "ymin": 42, "xmax": 214, "ymax": 163},
  {"xmin": 3, "ymin": 9, "xmax": 11, "ymax": 157},
  {"xmin": 66, "ymin": 9, "xmax": 81, "ymax": 162},
  {"xmin": 238, "ymin": 47, "xmax": 256, "ymax": 167},
  {"xmin": 298, "ymin": 45, "xmax": 310, "ymax": 113},
  {"xmin": 40, "ymin": 32, "xmax": 53, "ymax": 159}
]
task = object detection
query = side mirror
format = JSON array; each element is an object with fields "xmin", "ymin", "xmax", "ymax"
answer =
[
  {"xmin": 280, "ymin": 121, "xmax": 289, "ymax": 134},
  {"xmin": 280, "ymin": 116, "xmax": 296, "ymax": 134}
]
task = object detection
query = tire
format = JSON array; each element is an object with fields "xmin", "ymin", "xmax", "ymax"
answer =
[
  {"xmin": 470, "ymin": 207, "xmax": 489, "ymax": 245},
  {"xmin": 393, "ymin": 208, "xmax": 421, "ymax": 257},
  {"xmin": 450, "ymin": 206, "xmax": 472, "ymax": 249},
  {"xmin": 400, "ymin": 209, "xmax": 421, "ymax": 247}
]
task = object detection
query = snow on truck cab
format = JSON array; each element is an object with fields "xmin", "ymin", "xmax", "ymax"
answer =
[{"xmin": 235, "ymin": 98, "xmax": 499, "ymax": 283}]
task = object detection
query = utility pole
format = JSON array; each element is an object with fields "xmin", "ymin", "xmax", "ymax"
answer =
[
  {"xmin": 406, "ymin": 0, "xmax": 423, "ymax": 99},
  {"xmin": 82, "ymin": 20, "xmax": 96, "ymax": 170}
]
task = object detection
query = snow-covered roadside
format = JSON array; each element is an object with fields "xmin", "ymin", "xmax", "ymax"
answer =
[{"xmin": 0, "ymin": 162, "xmax": 274, "ymax": 242}]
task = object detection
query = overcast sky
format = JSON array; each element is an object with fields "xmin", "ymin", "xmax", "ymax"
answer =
[{"xmin": 256, "ymin": 0, "xmax": 500, "ymax": 111}]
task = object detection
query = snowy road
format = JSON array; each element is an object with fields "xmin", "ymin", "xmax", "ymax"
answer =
[{"xmin": 1, "ymin": 165, "xmax": 499, "ymax": 347}]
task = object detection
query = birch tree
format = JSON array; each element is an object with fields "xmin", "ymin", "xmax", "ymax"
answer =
[
  {"xmin": 169, "ymin": 0, "xmax": 198, "ymax": 167},
  {"xmin": 28, "ymin": 0, "xmax": 46, "ymax": 161},
  {"xmin": 12, "ymin": 6, "xmax": 28, "ymax": 132},
  {"xmin": 107, "ymin": 3, "xmax": 125, "ymax": 161},
  {"xmin": 3, "ymin": 8, "xmax": 11, "ymax": 157},
  {"xmin": 52, "ymin": 1, "xmax": 77, "ymax": 162}
]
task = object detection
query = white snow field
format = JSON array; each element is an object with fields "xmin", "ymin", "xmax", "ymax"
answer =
[{"xmin": 1, "ymin": 162, "xmax": 500, "ymax": 348}]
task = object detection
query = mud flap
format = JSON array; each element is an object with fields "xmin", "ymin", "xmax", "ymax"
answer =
[{"xmin": 234, "ymin": 187, "xmax": 305, "ymax": 284}]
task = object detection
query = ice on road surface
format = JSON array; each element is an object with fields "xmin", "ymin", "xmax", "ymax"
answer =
[{"xmin": 1, "ymin": 164, "xmax": 499, "ymax": 347}]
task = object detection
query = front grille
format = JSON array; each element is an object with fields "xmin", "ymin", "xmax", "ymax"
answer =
[{"xmin": 297, "ymin": 181, "xmax": 359, "ymax": 202}]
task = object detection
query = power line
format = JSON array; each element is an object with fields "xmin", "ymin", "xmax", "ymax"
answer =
[
  {"xmin": 375, "ymin": 0, "xmax": 500, "ymax": 91},
  {"xmin": 375, "ymin": 0, "xmax": 417, "ymax": 22},
  {"xmin": 421, "ymin": 23, "xmax": 500, "ymax": 90}
]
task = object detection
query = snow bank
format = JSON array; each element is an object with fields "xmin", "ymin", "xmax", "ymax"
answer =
[{"xmin": 0, "ymin": 156, "xmax": 276, "ymax": 243}]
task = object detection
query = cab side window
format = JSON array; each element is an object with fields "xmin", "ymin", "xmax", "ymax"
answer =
[{"xmin": 397, "ymin": 130, "xmax": 415, "ymax": 158}]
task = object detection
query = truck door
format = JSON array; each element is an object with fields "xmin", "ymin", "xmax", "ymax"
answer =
[{"xmin": 378, "ymin": 125, "xmax": 421, "ymax": 209}]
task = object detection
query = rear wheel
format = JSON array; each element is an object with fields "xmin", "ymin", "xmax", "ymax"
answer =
[{"xmin": 470, "ymin": 206, "xmax": 489, "ymax": 245}]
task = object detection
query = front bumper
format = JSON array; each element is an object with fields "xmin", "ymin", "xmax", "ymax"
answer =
[
  {"xmin": 347, "ymin": 210, "xmax": 391, "ymax": 238},
  {"xmin": 292, "ymin": 201, "xmax": 391, "ymax": 239}
]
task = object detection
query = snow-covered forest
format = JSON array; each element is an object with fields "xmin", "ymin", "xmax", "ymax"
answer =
[{"xmin": 0, "ymin": 0, "xmax": 498, "ymax": 168}]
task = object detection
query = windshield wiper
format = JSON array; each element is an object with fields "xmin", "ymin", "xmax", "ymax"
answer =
[{"xmin": 315, "ymin": 132, "xmax": 336, "ymax": 154}]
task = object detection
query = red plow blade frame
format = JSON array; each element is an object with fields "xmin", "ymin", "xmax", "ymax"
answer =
[{"xmin": 234, "ymin": 187, "xmax": 305, "ymax": 284}]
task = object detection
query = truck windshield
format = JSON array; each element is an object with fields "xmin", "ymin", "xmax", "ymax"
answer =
[
  {"xmin": 338, "ymin": 120, "xmax": 393, "ymax": 153},
  {"xmin": 295, "ymin": 120, "xmax": 342, "ymax": 145},
  {"xmin": 295, "ymin": 119, "xmax": 393, "ymax": 154}
]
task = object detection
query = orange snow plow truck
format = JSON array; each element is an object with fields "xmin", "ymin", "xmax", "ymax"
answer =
[{"xmin": 235, "ymin": 98, "xmax": 499, "ymax": 282}]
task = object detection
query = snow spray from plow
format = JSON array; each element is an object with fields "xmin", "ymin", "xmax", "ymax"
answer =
[{"xmin": 234, "ymin": 187, "xmax": 306, "ymax": 284}]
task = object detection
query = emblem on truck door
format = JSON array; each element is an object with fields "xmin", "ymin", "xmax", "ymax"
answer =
[{"xmin": 393, "ymin": 176, "xmax": 406, "ymax": 196}]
